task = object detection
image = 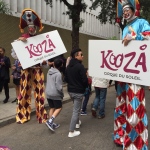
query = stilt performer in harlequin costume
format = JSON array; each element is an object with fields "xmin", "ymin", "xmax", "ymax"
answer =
[
  {"xmin": 16, "ymin": 9, "xmax": 47, "ymax": 124},
  {"xmin": 114, "ymin": 0, "xmax": 150, "ymax": 149}
]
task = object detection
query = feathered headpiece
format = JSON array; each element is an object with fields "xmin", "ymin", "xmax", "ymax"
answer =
[
  {"xmin": 116, "ymin": 0, "xmax": 140, "ymax": 23},
  {"xmin": 19, "ymin": 8, "xmax": 44, "ymax": 33}
]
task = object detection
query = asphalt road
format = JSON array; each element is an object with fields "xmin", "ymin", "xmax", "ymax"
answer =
[{"xmin": 0, "ymin": 86, "xmax": 150, "ymax": 150}]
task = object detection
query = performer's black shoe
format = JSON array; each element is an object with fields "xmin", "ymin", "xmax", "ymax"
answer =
[
  {"xmin": 115, "ymin": 143, "xmax": 123, "ymax": 147},
  {"xmin": 12, "ymin": 98, "xmax": 17, "ymax": 103}
]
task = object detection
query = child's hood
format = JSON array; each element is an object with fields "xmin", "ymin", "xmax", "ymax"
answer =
[{"xmin": 48, "ymin": 67, "xmax": 59, "ymax": 75}]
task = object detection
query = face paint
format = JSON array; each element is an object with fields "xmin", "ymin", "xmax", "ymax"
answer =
[
  {"xmin": 28, "ymin": 25, "xmax": 37, "ymax": 35},
  {"xmin": 123, "ymin": 7, "xmax": 134, "ymax": 21}
]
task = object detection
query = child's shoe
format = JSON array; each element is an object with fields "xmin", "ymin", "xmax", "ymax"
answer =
[
  {"xmin": 53, "ymin": 123, "xmax": 60, "ymax": 129},
  {"xmin": 45, "ymin": 121, "xmax": 55, "ymax": 132}
]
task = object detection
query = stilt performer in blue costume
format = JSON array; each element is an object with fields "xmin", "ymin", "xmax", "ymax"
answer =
[{"xmin": 114, "ymin": 0, "xmax": 150, "ymax": 149}]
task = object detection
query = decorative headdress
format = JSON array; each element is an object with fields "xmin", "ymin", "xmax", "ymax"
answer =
[
  {"xmin": 19, "ymin": 8, "xmax": 44, "ymax": 33},
  {"xmin": 116, "ymin": 0, "xmax": 140, "ymax": 23}
]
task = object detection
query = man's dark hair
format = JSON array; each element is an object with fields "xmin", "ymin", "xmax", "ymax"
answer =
[
  {"xmin": 54, "ymin": 58, "xmax": 63, "ymax": 69},
  {"xmin": 71, "ymin": 48, "xmax": 81, "ymax": 58},
  {"xmin": 0, "ymin": 47, "xmax": 5, "ymax": 52}
]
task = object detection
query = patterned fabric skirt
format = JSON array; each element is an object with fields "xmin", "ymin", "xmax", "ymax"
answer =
[
  {"xmin": 114, "ymin": 82, "xmax": 148, "ymax": 150},
  {"xmin": 16, "ymin": 68, "xmax": 47, "ymax": 124}
]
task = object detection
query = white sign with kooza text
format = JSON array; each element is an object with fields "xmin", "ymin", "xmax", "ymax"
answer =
[
  {"xmin": 11, "ymin": 30, "xmax": 67, "ymax": 69},
  {"xmin": 89, "ymin": 40, "xmax": 150, "ymax": 86}
]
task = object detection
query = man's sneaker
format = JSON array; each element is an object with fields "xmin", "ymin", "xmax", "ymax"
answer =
[
  {"xmin": 91, "ymin": 108, "xmax": 97, "ymax": 117},
  {"xmin": 45, "ymin": 121, "xmax": 55, "ymax": 132},
  {"xmin": 80, "ymin": 111, "xmax": 87, "ymax": 115},
  {"xmin": 53, "ymin": 123, "xmax": 60, "ymax": 129},
  {"xmin": 68, "ymin": 130, "xmax": 80, "ymax": 137},
  {"xmin": 98, "ymin": 115, "xmax": 105, "ymax": 119},
  {"xmin": 76, "ymin": 120, "xmax": 81, "ymax": 129}
]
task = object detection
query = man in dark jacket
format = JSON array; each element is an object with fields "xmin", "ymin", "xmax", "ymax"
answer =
[
  {"xmin": 0, "ymin": 47, "xmax": 11, "ymax": 103},
  {"xmin": 65, "ymin": 48, "xmax": 88, "ymax": 137}
]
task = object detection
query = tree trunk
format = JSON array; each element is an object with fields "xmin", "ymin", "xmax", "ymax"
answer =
[
  {"xmin": 71, "ymin": 0, "xmax": 81, "ymax": 50},
  {"xmin": 71, "ymin": 14, "xmax": 80, "ymax": 50}
]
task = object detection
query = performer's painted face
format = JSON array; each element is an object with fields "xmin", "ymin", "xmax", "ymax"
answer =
[
  {"xmin": 27, "ymin": 25, "xmax": 37, "ymax": 35},
  {"xmin": 123, "ymin": 7, "xmax": 134, "ymax": 20}
]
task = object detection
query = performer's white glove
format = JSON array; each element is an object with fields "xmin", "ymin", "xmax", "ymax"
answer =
[
  {"xmin": 122, "ymin": 34, "xmax": 132, "ymax": 46},
  {"xmin": 126, "ymin": 34, "xmax": 133, "ymax": 40}
]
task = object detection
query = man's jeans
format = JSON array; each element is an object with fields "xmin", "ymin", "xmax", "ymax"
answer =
[
  {"xmin": 82, "ymin": 92, "xmax": 90, "ymax": 112},
  {"xmin": 69, "ymin": 92, "xmax": 83, "ymax": 131},
  {"xmin": 93, "ymin": 87, "xmax": 107, "ymax": 117}
]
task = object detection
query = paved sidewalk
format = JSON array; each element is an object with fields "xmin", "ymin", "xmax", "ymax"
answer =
[
  {"xmin": 0, "ymin": 84, "xmax": 70, "ymax": 127},
  {"xmin": 1, "ymin": 84, "xmax": 150, "ymax": 132}
]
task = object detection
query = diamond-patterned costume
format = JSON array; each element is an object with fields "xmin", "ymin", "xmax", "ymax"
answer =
[
  {"xmin": 114, "ymin": 82, "xmax": 148, "ymax": 149},
  {"xmin": 16, "ymin": 32, "xmax": 47, "ymax": 124},
  {"xmin": 114, "ymin": 18, "xmax": 150, "ymax": 149},
  {"xmin": 16, "ymin": 68, "xmax": 47, "ymax": 124}
]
